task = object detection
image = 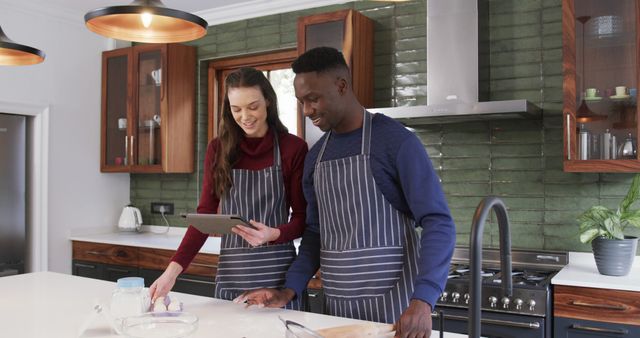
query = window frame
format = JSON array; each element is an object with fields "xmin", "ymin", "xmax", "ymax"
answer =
[{"xmin": 207, "ymin": 48, "xmax": 300, "ymax": 141}]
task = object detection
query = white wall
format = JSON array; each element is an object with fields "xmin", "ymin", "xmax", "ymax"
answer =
[{"xmin": 0, "ymin": 2, "xmax": 130, "ymax": 273}]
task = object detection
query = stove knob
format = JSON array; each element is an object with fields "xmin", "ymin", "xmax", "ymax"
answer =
[
  {"xmin": 440, "ymin": 291, "xmax": 448, "ymax": 302},
  {"xmin": 451, "ymin": 292, "xmax": 460, "ymax": 303},
  {"xmin": 528, "ymin": 299, "xmax": 536, "ymax": 311},
  {"xmin": 514, "ymin": 298, "xmax": 524, "ymax": 310},
  {"xmin": 488, "ymin": 296, "xmax": 497, "ymax": 308},
  {"xmin": 501, "ymin": 297, "xmax": 510, "ymax": 309},
  {"xmin": 464, "ymin": 293, "xmax": 470, "ymax": 304}
]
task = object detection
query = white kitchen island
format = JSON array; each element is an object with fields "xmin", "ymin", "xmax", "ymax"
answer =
[{"xmin": 0, "ymin": 272, "xmax": 469, "ymax": 338}]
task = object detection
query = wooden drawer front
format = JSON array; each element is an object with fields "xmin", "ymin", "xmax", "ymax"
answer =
[
  {"xmin": 138, "ymin": 247, "xmax": 218, "ymax": 278},
  {"xmin": 554, "ymin": 285, "xmax": 640, "ymax": 325},
  {"xmin": 72, "ymin": 241, "xmax": 138, "ymax": 266}
]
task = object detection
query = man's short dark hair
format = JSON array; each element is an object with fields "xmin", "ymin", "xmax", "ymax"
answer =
[{"xmin": 291, "ymin": 47, "xmax": 349, "ymax": 74}]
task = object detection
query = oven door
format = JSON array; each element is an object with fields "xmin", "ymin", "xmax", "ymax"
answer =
[{"xmin": 432, "ymin": 306, "xmax": 546, "ymax": 338}]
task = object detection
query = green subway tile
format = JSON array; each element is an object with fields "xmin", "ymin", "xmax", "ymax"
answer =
[
  {"xmin": 544, "ymin": 236, "xmax": 588, "ymax": 251},
  {"xmin": 492, "ymin": 170, "xmax": 543, "ymax": 182},
  {"xmin": 599, "ymin": 173, "xmax": 636, "ymax": 183},
  {"xmin": 395, "ymin": 37, "xmax": 427, "ymax": 51},
  {"xmin": 600, "ymin": 181, "xmax": 636, "ymax": 197},
  {"xmin": 491, "ymin": 89, "xmax": 541, "ymax": 102},
  {"xmin": 492, "ymin": 144, "xmax": 542, "ymax": 157},
  {"xmin": 423, "ymin": 145, "xmax": 441, "ymax": 158},
  {"xmin": 247, "ymin": 35, "xmax": 281, "ymax": 49},
  {"xmin": 374, "ymin": 17, "xmax": 394, "ymax": 31},
  {"xmin": 491, "ymin": 77, "xmax": 542, "ymax": 91},
  {"xmin": 443, "ymin": 121, "xmax": 489, "ymax": 133},
  {"xmin": 542, "ymin": 34, "xmax": 562, "ymax": 49},
  {"xmin": 543, "ymin": 223, "xmax": 580, "ymax": 238},
  {"xmin": 359, "ymin": 4, "xmax": 395, "ymax": 19},
  {"xmin": 546, "ymin": 182, "xmax": 599, "ymax": 197},
  {"xmin": 441, "ymin": 169, "xmax": 491, "ymax": 183},
  {"xmin": 491, "ymin": 36, "xmax": 542, "ymax": 53},
  {"xmin": 545, "ymin": 196, "xmax": 600, "ymax": 211},
  {"xmin": 542, "ymin": 22, "xmax": 561, "ymax": 36},
  {"xmin": 492, "ymin": 129, "xmax": 542, "ymax": 143},
  {"xmin": 543, "ymin": 142, "xmax": 562, "ymax": 156},
  {"xmin": 542, "ymin": 60, "xmax": 562, "ymax": 75},
  {"xmin": 500, "ymin": 196, "xmax": 545, "ymax": 209},
  {"xmin": 442, "ymin": 132, "xmax": 489, "ymax": 144},
  {"xmin": 247, "ymin": 14, "xmax": 280, "ymax": 28},
  {"xmin": 132, "ymin": 178, "xmax": 161, "ymax": 190},
  {"xmin": 395, "ymin": 73, "xmax": 427, "ymax": 86},
  {"xmin": 492, "ymin": 157, "xmax": 543, "ymax": 170},
  {"xmin": 247, "ymin": 24, "xmax": 280, "ymax": 38},
  {"xmin": 491, "ymin": 12, "xmax": 541, "ymax": 27},
  {"xmin": 542, "ymin": 48, "xmax": 562, "ymax": 61},
  {"xmin": 219, "ymin": 20, "xmax": 248, "ymax": 32},
  {"xmin": 395, "ymin": 14, "xmax": 426, "ymax": 27},
  {"xmin": 395, "ymin": 49, "xmax": 426, "ymax": 63},
  {"xmin": 443, "ymin": 182, "xmax": 491, "ymax": 196},
  {"xmin": 490, "ymin": 0, "xmax": 542, "ymax": 14},
  {"xmin": 395, "ymin": 61, "xmax": 426, "ymax": 75},
  {"xmin": 491, "ymin": 24, "xmax": 542, "ymax": 40},
  {"xmin": 491, "ymin": 50, "xmax": 542, "ymax": 66},
  {"xmin": 544, "ymin": 210, "xmax": 581, "ymax": 224},
  {"xmin": 542, "ymin": 0, "xmax": 561, "ymax": 8},
  {"xmin": 442, "ymin": 157, "xmax": 490, "ymax": 170},
  {"xmin": 413, "ymin": 129, "xmax": 441, "ymax": 144},
  {"xmin": 491, "ymin": 64, "xmax": 540, "ymax": 80},
  {"xmin": 447, "ymin": 196, "xmax": 487, "ymax": 209},
  {"xmin": 394, "ymin": 1, "xmax": 426, "ymax": 16},
  {"xmin": 217, "ymin": 41, "xmax": 247, "ymax": 54},
  {"xmin": 441, "ymin": 144, "xmax": 491, "ymax": 157},
  {"xmin": 396, "ymin": 26, "xmax": 426, "ymax": 40},
  {"xmin": 492, "ymin": 181, "xmax": 545, "ymax": 195},
  {"xmin": 160, "ymin": 190, "xmax": 188, "ymax": 199}
]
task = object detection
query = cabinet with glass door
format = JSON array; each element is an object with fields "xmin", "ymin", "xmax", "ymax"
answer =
[
  {"xmin": 563, "ymin": 0, "xmax": 640, "ymax": 172},
  {"xmin": 101, "ymin": 43, "xmax": 195, "ymax": 173}
]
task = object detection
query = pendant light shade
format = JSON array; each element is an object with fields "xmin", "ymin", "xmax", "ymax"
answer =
[
  {"xmin": 0, "ymin": 26, "xmax": 45, "ymax": 66},
  {"xmin": 85, "ymin": 0, "xmax": 207, "ymax": 43}
]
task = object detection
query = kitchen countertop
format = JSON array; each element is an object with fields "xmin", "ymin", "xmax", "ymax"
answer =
[
  {"xmin": 551, "ymin": 251, "xmax": 640, "ymax": 292},
  {"xmin": 0, "ymin": 272, "xmax": 470, "ymax": 338},
  {"xmin": 69, "ymin": 226, "xmax": 222, "ymax": 254}
]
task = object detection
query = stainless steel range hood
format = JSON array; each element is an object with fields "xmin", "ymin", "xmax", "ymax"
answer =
[{"xmin": 369, "ymin": 0, "xmax": 541, "ymax": 124}]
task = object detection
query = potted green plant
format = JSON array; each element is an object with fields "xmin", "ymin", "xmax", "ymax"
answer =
[{"xmin": 578, "ymin": 174, "xmax": 640, "ymax": 276}]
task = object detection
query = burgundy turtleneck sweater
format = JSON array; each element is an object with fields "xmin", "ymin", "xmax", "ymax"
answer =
[{"xmin": 171, "ymin": 129, "xmax": 308, "ymax": 270}]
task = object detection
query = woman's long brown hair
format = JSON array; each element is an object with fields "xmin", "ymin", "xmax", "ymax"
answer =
[{"xmin": 210, "ymin": 67, "xmax": 288, "ymax": 198}]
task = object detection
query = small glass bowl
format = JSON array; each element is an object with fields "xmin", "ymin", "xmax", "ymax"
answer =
[{"xmin": 121, "ymin": 312, "xmax": 198, "ymax": 338}]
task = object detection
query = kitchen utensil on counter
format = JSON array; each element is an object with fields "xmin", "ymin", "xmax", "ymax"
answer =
[
  {"xmin": 118, "ymin": 204, "xmax": 143, "ymax": 232},
  {"xmin": 280, "ymin": 316, "xmax": 396, "ymax": 338},
  {"xmin": 121, "ymin": 312, "xmax": 198, "ymax": 338}
]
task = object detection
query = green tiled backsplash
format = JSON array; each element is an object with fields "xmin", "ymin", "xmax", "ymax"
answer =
[{"xmin": 131, "ymin": 0, "xmax": 640, "ymax": 253}]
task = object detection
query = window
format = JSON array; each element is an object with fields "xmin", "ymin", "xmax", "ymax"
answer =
[{"xmin": 207, "ymin": 49, "xmax": 300, "ymax": 141}]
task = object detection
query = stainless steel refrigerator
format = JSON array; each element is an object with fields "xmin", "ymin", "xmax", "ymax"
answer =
[{"xmin": 0, "ymin": 113, "xmax": 26, "ymax": 276}]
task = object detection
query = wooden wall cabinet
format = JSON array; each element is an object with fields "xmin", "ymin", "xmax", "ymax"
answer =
[
  {"xmin": 297, "ymin": 9, "xmax": 374, "ymax": 146},
  {"xmin": 71, "ymin": 241, "xmax": 218, "ymax": 298},
  {"xmin": 101, "ymin": 43, "xmax": 196, "ymax": 173},
  {"xmin": 554, "ymin": 285, "xmax": 640, "ymax": 337},
  {"xmin": 563, "ymin": 0, "xmax": 640, "ymax": 172}
]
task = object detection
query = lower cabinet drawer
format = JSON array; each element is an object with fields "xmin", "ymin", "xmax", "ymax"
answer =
[
  {"xmin": 554, "ymin": 316, "xmax": 640, "ymax": 338},
  {"xmin": 554, "ymin": 285, "xmax": 640, "ymax": 325},
  {"xmin": 139, "ymin": 268, "xmax": 215, "ymax": 298}
]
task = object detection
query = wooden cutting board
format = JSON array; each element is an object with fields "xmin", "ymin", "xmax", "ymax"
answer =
[{"xmin": 315, "ymin": 323, "xmax": 395, "ymax": 338}]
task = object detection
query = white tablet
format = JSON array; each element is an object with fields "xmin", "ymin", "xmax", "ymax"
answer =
[{"xmin": 184, "ymin": 213, "xmax": 255, "ymax": 234}]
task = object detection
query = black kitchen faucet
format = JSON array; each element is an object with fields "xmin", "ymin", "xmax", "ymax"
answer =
[{"xmin": 468, "ymin": 197, "xmax": 513, "ymax": 338}]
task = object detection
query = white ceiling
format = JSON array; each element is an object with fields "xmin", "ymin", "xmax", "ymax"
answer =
[
  {"xmin": 54, "ymin": 0, "xmax": 251, "ymax": 15},
  {"xmin": 0, "ymin": 0, "xmax": 350, "ymax": 27}
]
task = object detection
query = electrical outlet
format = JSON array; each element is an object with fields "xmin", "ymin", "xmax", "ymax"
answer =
[{"xmin": 151, "ymin": 202, "xmax": 174, "ymax": 215}]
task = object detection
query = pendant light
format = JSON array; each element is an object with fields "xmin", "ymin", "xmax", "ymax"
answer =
[
  {"xmin": 0, "ymin": 25, "xmax": 45, "ymax": 66},
  {"xmin": 84, "ymin": 0, "xmax": 207, "ymax": 43}
]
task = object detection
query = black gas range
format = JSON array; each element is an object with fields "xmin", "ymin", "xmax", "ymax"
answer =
[{"xmin": 432, "ymin": 247, "xmax": 567, "ymax": 338}]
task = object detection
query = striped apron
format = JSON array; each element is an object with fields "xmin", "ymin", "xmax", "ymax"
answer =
[
  {"xmin": 214, "ymin": 133, "xmax": 302, "ymax": 310},
  {"xmin": 314, "ymin": 111, "xmax": 420, "ymax": 323}
]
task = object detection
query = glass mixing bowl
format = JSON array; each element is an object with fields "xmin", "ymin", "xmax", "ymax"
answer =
[{"xmin": 121, "ymin": 312, "xmax": 198, "ymax": 338}]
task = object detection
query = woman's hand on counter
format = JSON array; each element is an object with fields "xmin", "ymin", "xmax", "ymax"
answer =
[
  {"xmin": 231, "ymin": 220, "xmax": 280, "ymax": 247},
  {"xmin": 149, "ymin": 261, "xmax": 183, "ymax": 302},
  {"xmin": 233, "ymin": 287, "xmax": 295, "ymax": 308}
]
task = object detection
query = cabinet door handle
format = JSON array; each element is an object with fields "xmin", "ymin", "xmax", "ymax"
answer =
[
  {"xmin": 570, "ymin": 300, "xmax": 627, "ymax": 311},
  {"xmin": 106, "ymin": 267, "xmax": 130, "ymax": 273},
  {"xmin": 430, "ymin": 312, "xmax": 540, "ymax": 329},
  {"xmin": 176, "ymin": 277, "xmax": 215, "ymax": 285},
  {"xmin": 125, "ymin": 135, "xmax": 129, "ymax": 166},
  {"xmin": 115, "ymin": 250, "xmax": 129, "ymax": 258},
  {"xmin": 86, "ymin": 250, "xmax": 108, "ymax": 256},
  {"xmin": 570, "ymin": 324, "xmax": 629, "ymax": 335},
  {"xmin": 74, "ymin": 263, "xmax": 96, "ymax": 269},
  {"xmin": 130, "ymin": 135, "xmax": 135, "ymax": 164},
  {"xmin": 566, "ymin": 112, "xmax": 571, "ymax": 160}
]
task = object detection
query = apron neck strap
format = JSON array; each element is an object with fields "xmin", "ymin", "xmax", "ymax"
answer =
[
  {"xmin": 272, "ymin": 130, "xmax": 281, "ymax": 167},
  {"xmin": 317, "ymin": 108, "xmax": 371, "ymax": 163}
]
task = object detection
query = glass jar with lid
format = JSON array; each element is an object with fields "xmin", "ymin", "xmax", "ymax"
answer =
[{"xmin": 110, "ymin": 277, "xmax": 150, "ymax": 328}]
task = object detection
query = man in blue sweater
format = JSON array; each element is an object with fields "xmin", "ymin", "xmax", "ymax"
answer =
[{"xmin": 236, "ymin": 47, "xmax": 455, "ymax": 337}]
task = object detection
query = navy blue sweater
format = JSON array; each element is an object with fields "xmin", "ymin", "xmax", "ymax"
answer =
[{"xmin": 284, "ymin": 113, "xmax": 456, "ymax": 309}]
